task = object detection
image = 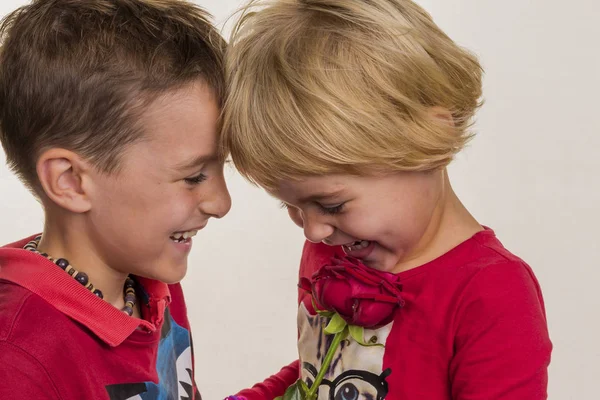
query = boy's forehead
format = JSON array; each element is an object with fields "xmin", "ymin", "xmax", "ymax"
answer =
[
  {"xmin": 274, "ymin": 175, "xmax": 348, "ymax": 199},
  {"xmin": 142, "ymin": 81, "xmax": 219, "ymax": 130},
  {"xmin": 135, "ymin": 82, "xmax": 220, "ymax": 163},
  {"xmin": 172, "ymin": 153, "xmax": 218, "ymax": 171}
]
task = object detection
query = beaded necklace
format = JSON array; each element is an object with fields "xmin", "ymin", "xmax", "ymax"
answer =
[{"xmin": 24, "ymin": 235, "xmax": 137, "ymax": 316}]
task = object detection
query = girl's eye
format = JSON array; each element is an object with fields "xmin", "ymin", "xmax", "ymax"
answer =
[
  {"xmin": 184, "ymin": 173, "xmax": 207, "ymax": 185},
  {"xmin": 318, "ymin": 203, "xmax": 345, "ymax": 215}
]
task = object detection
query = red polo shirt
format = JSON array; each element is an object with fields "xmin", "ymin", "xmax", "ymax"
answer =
[{"xmin": 0, "ymin": 236, "xmax": 200, "ymax": 400}]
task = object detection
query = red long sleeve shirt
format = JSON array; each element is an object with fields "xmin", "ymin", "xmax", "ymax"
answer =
[{"xmin": 236, "ymin": 228, "xmax": 552, "ymax": 400}]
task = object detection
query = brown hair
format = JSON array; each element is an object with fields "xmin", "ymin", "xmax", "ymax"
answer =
[
  {"xmin": 0, "ymin": 0, "xmax": 226, "ymax": 191},
  {"xmin": 222, "ymin": 0, "xmax": 483, "ymax": 191}
]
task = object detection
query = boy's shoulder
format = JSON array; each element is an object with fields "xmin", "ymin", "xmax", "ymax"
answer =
[
  {"xmin": 0, "ymin": 281, "xmax": 65, "ymax": 399},
  {"xmin": 0, "ymin": 276, "xmax": 83, "ymax": 393},
  {"xmin": 450, "ymin": 228, "xmax": 542, "ymax": 295},
  {"xmin": 0, "ymin": 236, "xmax": 53, "ymax": 346},
  {"xmin": 0, "ymin": 278, "xmax": 71, "ymax": 346},
  {"xmin": 0, "ymin": 241, "xmax": 98, "ymax": 357},
  {"xmin": 467, "ymin": 227, "xmax": 528, "ymax": 267}
]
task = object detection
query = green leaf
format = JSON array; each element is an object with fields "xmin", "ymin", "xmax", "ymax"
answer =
[
  {"xmin": 279, "ymin": 380, "xmax": 314, "ymax": 400},
  {"xmin": 348, "ymin": 325, "xmax": 384, "ymax": 347},
  {"xmin": 316, "ymin": 309, "xmax": 335, "ymax": 318},
  {"xmin": 312, "ymin": 298, "xmax": 335, "ymax": 318},
  {"xmin": 324, "ymin": 313, "xmax": 347, "ymax": 335}
]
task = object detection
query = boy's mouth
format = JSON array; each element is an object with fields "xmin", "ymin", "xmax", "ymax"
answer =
[
  {"xmin": 341, "ymin": 239, "xmax": 376, "ymax": 260},
  {"xmin": 343, "ymin": 240, "xmax": 371, "ymax": 252},
  {"xmin": 169, "ymin": 230, "xmax": 198, "ymax": 243}
]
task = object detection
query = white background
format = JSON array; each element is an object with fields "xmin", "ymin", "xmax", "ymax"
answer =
[{"xmin": 0, "ymin": 1, "xmax": 598, "ymax": 399}]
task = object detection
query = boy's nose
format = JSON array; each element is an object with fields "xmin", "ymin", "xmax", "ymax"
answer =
[
  {"xmin": 201, "ymin": 176, "xmax": 231, "ymax": 219},
  {"xmin": 213, "ymin": 191, "xmax": 232, "ymax": 219},
  {"xmin": 302, "ymin": 213, "xmax": 335, "ymax": 244}
]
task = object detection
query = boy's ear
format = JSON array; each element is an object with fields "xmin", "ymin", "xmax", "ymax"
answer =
[{"xmin": 36, "ymin": 148, "xmax": 93, "ymax": 213}]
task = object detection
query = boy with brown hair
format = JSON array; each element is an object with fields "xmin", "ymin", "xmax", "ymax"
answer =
[
  {"xmin": 0, "ymin": 1, "xmax": 230, "ymax": 399},
  {"xmin": 223, "ymin": 0, "xmax": 552, "ymax": 399}
]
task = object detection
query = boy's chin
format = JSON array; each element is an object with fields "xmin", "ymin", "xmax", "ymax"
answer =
[{"xmin": 142, "ymin": 262, "xmax": 188, "ymax": 285}]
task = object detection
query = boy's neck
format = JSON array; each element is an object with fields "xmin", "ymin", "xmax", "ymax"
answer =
[
  {"xmin": 38, "ymin": 211, "xmax": 133, "ymax": 310},
  {"xmin": 392, "ymin": 170, "xmax": 482, "ymax": 273}
]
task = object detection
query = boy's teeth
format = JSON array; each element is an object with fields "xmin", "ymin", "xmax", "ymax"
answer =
[
  {"xmin": 171, "ymin": 230, "xmax": 199, "ymax": 241},
  {"xmin": 344, "ymin": 240, "xmax": 370, "ymax": 251}
]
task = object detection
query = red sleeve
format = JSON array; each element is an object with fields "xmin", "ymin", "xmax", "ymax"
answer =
[
  {"xmin": 449, "ymin": 260, "xmax": 552, "ymax": 399},
  {"xmin": 0, "ymin": 342, "xmax": 60, "ymax": 400},
  {"xmin": 234, "ymin": 360, "xmax": 300, "ymax": 400}
]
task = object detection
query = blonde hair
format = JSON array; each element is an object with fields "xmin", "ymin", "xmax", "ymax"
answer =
[{"xmin": 222, "ymin": 0, "xmax": 483, "ymax": 190}]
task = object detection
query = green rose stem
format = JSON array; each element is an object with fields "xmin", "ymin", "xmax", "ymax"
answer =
[
  {"xmin": 275, "ymin": 311, "xmax": 382, "ymax": 400},
  {"xmin": 306, "ymin": 326, "xmax": 348, "ymax": 398}
]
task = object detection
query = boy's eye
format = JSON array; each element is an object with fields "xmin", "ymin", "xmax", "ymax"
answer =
[
  {"xmin": 184, "ymin": 173, "xmax": 207, "ymax": 185},
  {"xmin": 280, "ymin": 201, "xmax": 345, "ymax": 215},
  {"xmin": 318, "ymin": 203, "xmax": 345, "ymax": 215}
]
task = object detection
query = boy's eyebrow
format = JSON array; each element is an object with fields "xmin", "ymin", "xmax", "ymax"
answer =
[
  {"xmin": 298, "ymin": 190, "xmax": 345, "ymax": 203},
  {"xmin": 173, "ymin": 154, "xmax": 216, "ymax": 170}
]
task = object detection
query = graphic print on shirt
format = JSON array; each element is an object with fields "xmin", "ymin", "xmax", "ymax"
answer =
[
  {"xmin": 105, "ymin": 308, "xmax": 200, "ymax": 400},
  {"xmin": 298, "ymin": 303, "xmax": 393, "ymax": 400}
]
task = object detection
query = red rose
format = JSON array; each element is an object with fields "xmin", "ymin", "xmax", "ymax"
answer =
[{"xmin": 300, "ymin": 255, "xmax": 405, "ymax": 329}]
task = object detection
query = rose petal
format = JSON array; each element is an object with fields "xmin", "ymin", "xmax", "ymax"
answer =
[
  {"xmin": 308, "ymin": 255, "xmax": 406, "ymax": 328},
  {"xmin": 298, "ymin": 277, "xmax": 313, "ymax": 294}
]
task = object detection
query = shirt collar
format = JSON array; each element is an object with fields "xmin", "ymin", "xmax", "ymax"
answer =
[{"xmin": 0, "ymin": 235, "xmax": 172, "ymax": 347}]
